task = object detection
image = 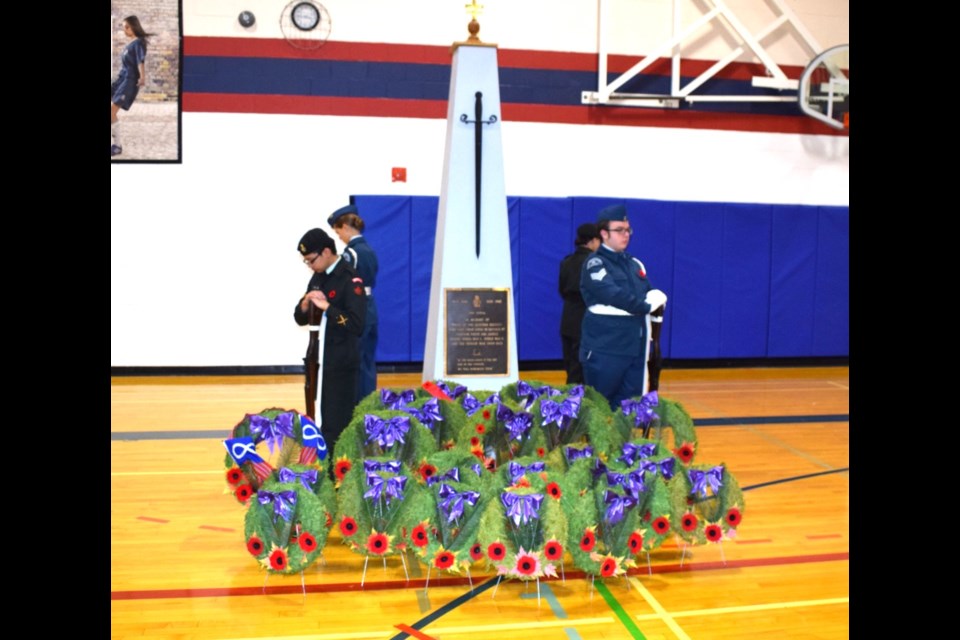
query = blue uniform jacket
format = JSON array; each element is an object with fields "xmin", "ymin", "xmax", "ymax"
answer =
[
  {"xmin": 579, "ymin": 244, "xmax": 654, "ymax": 358},
  {"xmin": 342, "ymin": 236, "xmax": 378, "ymax": 289}
]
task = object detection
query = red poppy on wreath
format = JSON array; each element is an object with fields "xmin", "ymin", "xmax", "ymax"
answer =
[
  {"xmin": 411, "ymin": 522, "xmax": 430, "ymax": 548},
  {"xmin": 470, "ymin": 542, "xmax": 484, "ymax": 561},
  {"xmin": 482, "ymin": 409, "xmax": 491, "ymax": 420},
  {"xmin": 434, "ymin": 550, "xmax": 455, "ymax": 570},
  {"xmin": 475, "ymin": 423, "xmax": 486, "ymax": 434},
  {"xmin": 652, "ymin": 516, "xmax": 670, "ymax": 535},
  {"xmin": 487, "ymin": 541, "xmax": 506, "ymax": 561},
  {"xmin": 705, "ymin": 524, "xmax": 723, "ymax": 543},
  {"xmin": 226, "ymin": 467, "xmax": 244, "ymax": 485},
  {"xmin": 673, "ymin": 442, "xmax": 695, "ymax": 464},
  {"xmin": 269, "ymin": 548, "xmax": 288, "ymax": 571},
  {"xmin": 418, "ymin": 462, "xmax": 437, "ymax": 483},
  {"xmin": 643, "ymin": 511, "xmax": 651, "ymax": 522},
  {"xmin": 725, "ymin": 507, "xmax": 742, "ymax": 528},
  {"xmin": 334, "ymin": 457, "xmax": 352, "ymax": 481},
  {"xmin": 246, "ymin": 536, "xmax": 264, "ymax": 556},
  {"xmin": 627, "ymin": 531, "xmax": 643, "ymax": 555},
  {"xmin": 537, "ymin": 447, "xmax": 546, "ymax": 458},
  {"xmin": 515, "ymin": 552, "xmax": 538, "ymax": 575},
  {"xmin": 681, "ymin": 512, "xmax": 698, "ymax": 532},
  {"xmin": 599, "ymin": 556, "xmax": 618, "ymax": 577},
  {"xmin": 544, "ymin": 540, "xmax": 563, "ymax": 561},
  {"xmin": 470, "ymin": 436, "xmax": 480, "ymax": 447},
  {"xmin": 235, "ymin": 484, "xmax": 254, "ymax": 502},
  {"xmin": 546, "ymin": 482, "xmax": 562, "ymax": 500},
  {"xmin": 514, "ymin": 476, "xmax": 531, "ymax": 488},
  {"xmin": 470, "ymin": 446, "xmax": 485, "ymax": 461},
  {"xmin": 339, "ymin": 516, "xmax": 358, "ymax": 537},
  {"xmin": 366, "ymin": 531, "xmax": 390, "ymax": 555},
  {"xmin": 443, "ymin": 439, "xmax": 456, "ymax": 450},
  {"xmin": 325, "ymin": 512, "xmax": 333, "ymax": 528},
  {"xmin": 327, "ymin": 290, "xmax": 336, "ymax": 299},
  {"xmin": 299, "ymin": 531, "xmax": 318, "ymax": 553},
  {"xmin": 580, "ymin": 527, "xmax": 596, "ymax": 552}
]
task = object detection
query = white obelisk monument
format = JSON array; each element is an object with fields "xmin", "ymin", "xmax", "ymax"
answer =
[{"xmin": 422, "ymin": 7, "xmax": 519, "ymax": 390}]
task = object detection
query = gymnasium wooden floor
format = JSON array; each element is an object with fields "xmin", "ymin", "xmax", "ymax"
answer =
[{"xmin": 111, "ymin": 366, "xmax": 849, "ymax": 639}]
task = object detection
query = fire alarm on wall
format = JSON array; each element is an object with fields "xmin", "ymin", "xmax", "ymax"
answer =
[{"xmin": 392, "ymin": 167, "xmax": 407, "ymax": 183}]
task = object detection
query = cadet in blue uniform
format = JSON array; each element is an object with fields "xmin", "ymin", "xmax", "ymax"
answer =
[
  {"xmin": 579, "ymin": 204, "xmax": 667, "ymax": 409},
  {"xmin": 328, "ymin": 204, "xmax": 380, "ymax": 403},
  {"xmin": 294, "ymin": 228, "xmax": 367, "ymax": 459},
  {"xmin": 111, "ymin": 16, "xmax": 150, "ymax": 157},
  {"xmin": 559, "ymin": 223, "xmax": 601, "ymax": 384}
]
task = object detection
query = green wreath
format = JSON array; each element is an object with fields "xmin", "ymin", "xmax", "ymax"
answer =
[{"xmin": 669, "ymin": 462, "xmax": 745, "ymax": 545}]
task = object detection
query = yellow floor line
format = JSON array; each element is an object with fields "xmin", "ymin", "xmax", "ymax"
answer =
[
  {"xmin": 634, "ymin": 596, "xmax": 849, "ymax": 620},
  {"xmin": 112, "ymin": 470, "xmax": 222, "ymax": 476},
  {"xmin": 628, "ymin": 577, "xmax": 691, "ymax": 640}
]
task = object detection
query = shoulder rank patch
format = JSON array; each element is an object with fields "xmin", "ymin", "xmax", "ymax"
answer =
[
  {"xmin": 586, "ymin": 257, "xmax": 602, "ymax": 269},
  {"xmin": 590, "ymin": 267, "xmax": 607, "ymax": 281}
]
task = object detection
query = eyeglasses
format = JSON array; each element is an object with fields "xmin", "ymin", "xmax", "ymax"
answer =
[
  {"xmin": 608, "ymin": 227, "xmax": 633, "ymax": 235},
  {"xmin": 303, "ymin": 253, "xmax": 321, "ymax": 265}
]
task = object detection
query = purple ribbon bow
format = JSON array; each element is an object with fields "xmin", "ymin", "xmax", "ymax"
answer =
[
  {"xmin": 620, "ymin": 391, "xmax": 659, "ymax": 427},
  {"xmin": 363, "ymin": 459, "xmax": 403, "ymax": 474},
  {"xmin": 689, "ymin": 466, "xmax": 724, "ymax": 497},
  {"xmin": 517, "ymin": 381, "xmax": 560, "ymax": 408},
  {"xmin": 381, "ymin": 388, "xmax": 416, "ymax": 410},
  {"xmin": 364, "ymin": 415, "xmax": 411, "ymax": 450},
  {"xmin": 437, "ymin": 483, "xmax": 480, "ymax": 523},
  {"xmin": 278, "ymin": 467, "xmax": 319, "ymax": 491},
  {"xmin": 591, "ymin": 457, "xmax": 609, "ymax": 479},
  {"xmin": 461, "ymin": 393, "xmax": 481, "ymax": 417},
  {"xmin": 223, "ymin": 436, "xmax": 264, "ymax": 465},
  {"xmin": 364, "ymin": 472, "xmax": 408, "ymax": 504},
  {"xmin": 483, "ymin": 393, "xmax": 502, "ymax": 406},
  {"xmin": 406, "ymin": 398, "xmax": 443, "ymax": 431},
  {"xmin": 623, "ymin": 470, "xmax": 648, "ymax": 499},
  {"xmin": 639, "ymin": 457, "xmax": 675, "ymax": 480},
  {"xmin": 540, "ymin": 395, "xmax": 581, "ymax": 429},
  {"xmin": 497, "ymin": 404, "xmax": 533, "ymax": 441},
  {"xmin": 500, "ymin": 491, "xmax": 544, "ymax": 527},
  {"xmin": 568, "ymin": 385, "xmax": 585, "ymax": 399},
  {"xmin": 565, "ymin": 445, "xmax": 594, "ymax": 462},
  {"xmin": 471, "ymin": 463, "xmax": 484, "ymax": 477},
  {"xmin": 507, "ymin": 461, "xmax": 546, "ymax": 483},
  {"xmin": 248, "ymin": 412, "xmax": 296, "ymax": 455},
  {"xmin": 426, "ymin": 467, "xmax": 460, "ymax": 486},
  {"xmin": 618, "ymin": 442, "xmax": 658, "ymax": 466},
  {"xmin": 258, "ymin": 490, "xmax": 297, "ymax": 523},
  {"xmin": 604, "ymin": 490, "xmax": 638, "ymax": 525},
  {"xmin": 437, "ymin": 381, "xmax": 467, "ymax": 399}
]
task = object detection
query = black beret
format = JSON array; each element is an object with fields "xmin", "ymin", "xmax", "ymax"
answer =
[
  {"xmin": 327, "ymin": 204, "xmax": 358, "ymax": 227},
  {"xmin": 297, "ymin": 228, "xmax": 335, "ymax": 255},
  {"xmin": 597, "ymin": 203, "xmax": 628, "ymax": 225}
]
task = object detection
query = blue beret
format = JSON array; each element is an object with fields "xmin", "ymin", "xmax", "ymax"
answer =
[
  {"xmin": 597, "ymin": 203, "xmax": 628, "ymax": 224},
  {"xmin": 327, "ymin": 204, "xmax": 358, "ymax": 226}
]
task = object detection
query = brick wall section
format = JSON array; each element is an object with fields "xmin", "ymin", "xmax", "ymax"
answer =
[{"xmin": 111, "ymin": 0, "xmax": 180, "ymax": 102}]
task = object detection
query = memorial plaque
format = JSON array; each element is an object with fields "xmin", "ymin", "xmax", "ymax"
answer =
[{"xmin": 445, "ymin": 288, "xmax": 510, "ymax": 376}]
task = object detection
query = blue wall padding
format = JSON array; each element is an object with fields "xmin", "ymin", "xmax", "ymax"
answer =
[
  {"xmin": 720, "ymin": 203, "xmax": 772, "ymax": 357},
  {"xmin": 352, "ymin": 195, "xmax": 848, "ymax": 363},
  {"xmin": 671, "ymin": 201, "xmax": 724, "ymax": 358},
  {"xmin": 813, "ymin": 206, "xmax": 849, "ymax": 355},
  {"xmin": 768, "ymin": 205, "xmax": 819, "ymax": 356}
]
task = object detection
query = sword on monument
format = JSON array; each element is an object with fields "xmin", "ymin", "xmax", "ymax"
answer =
[
  {"xmin": 460, "ymin": 91, "xmax": 498, "ymax": 257},
  {"xmin": 643, "ymin": 305, "xmax": 665, "ymax": 439},
  {"xmin": 303, "ymin": 301, "xmax": 323, "ymax": 420}
]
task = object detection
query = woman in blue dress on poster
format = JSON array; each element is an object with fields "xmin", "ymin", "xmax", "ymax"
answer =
[{"xmin": 111, "ymin": 16, "xmax": 151, "ymax": 157}]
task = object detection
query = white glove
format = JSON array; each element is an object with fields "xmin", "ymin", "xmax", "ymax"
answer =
[{"xmin": 645, "ymin": 289, "xmax": 667, "ymax": 311}]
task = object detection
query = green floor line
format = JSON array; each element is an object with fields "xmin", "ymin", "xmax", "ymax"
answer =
[{"xmin": 595, "ymin": 580, "xmax": 647, "ymax": 639}]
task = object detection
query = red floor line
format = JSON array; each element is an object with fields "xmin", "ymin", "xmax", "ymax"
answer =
[
  {"xmin": 734, "ymin": 538, "xmax": 773, "ymax": 544},
  {"xmin": 806, "ymin": 534, "xmax": 842, "ymax": 540},
  {"xmin": 111, "ymin": 551, "xmax": 848, "ymax": 601},
  {"xmin": 393, "ymin": 624, "xmax": 438, "ymax": 640},
  {"xmin": 198, "ymin": 525, "xmax": 234, "ymax": 532},
  {"xmin": 136, "ymin": 516, "xmax": 169, "ymax": 523}
]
